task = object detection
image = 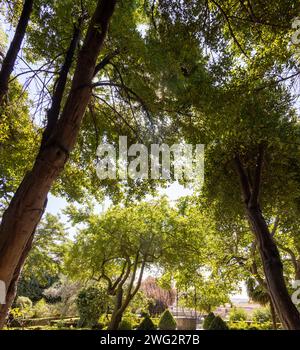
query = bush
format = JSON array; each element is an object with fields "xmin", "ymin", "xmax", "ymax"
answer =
[
  {"xmin": 229, "ymin": 307, "xmax": 247, "ymax": 322},
  {"xmin": 76, "ymin": 287, "xmax": 107, "ymax": 328},
  {"xmin": 32, "ymin": 299, "xmax": 50, "ymax": 318},
  {"xmin": 123, "ymin": 312, "xmax": 140, "ymax": 329},
  {"xmin": 209, "ymin": 316, "xmax": 229, "ymax": 330},
  {"xmin": 17, "ymin": 275, "xmax": 59, "ymax": 303},
  {"xmin": 229, "ymin": 320, "xmax": 273, "ymax": 330},
  {"xmin": 15, "ymin": 296, "xmax": 33, "ymax": 310},
  {"xmin": 137, "ymin": 315, "xmax": 157, "ymax": 330},
  {"xmin": 252, "ymin": 307, "xmax": 271, "ymax": 323},
  {"xmin": 118, "ymin": 319, "xmax": 132, "ymax": 330},
  {"xmin": 158, "ymin": 309, "xmax": 177, "ymax": 330},
  {"xmin": 203, "ymin": 312, "xmax": 215, "ymax": 330}
]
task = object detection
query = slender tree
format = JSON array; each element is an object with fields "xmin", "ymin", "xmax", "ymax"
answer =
[{"xmin": 0, "ymin": 0, "xmax": 34, "ymax": 106}]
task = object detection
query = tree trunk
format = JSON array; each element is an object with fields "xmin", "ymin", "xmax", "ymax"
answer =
[
  {"xmin": 108, "ymin": 287, "xmax": 124, "ymax": 330},
  {"xmin": 0, "ymin": 0, "xmax": 117, "ymax": 328},
  {"xmin": 295, "ymin": 262, "xmax": 300, "ymax": 281},
  {"xmin": 0, "ymin": 0, "xmax": 34, "ymax": 106},
  {"xmin": 235, "ymin": 152, "xmax": 300, "ymax": 330},
  {"xmin": 0, "ymin": 222, "xmax": 37, "ymax": 328},
  {"xmin": 246, "ymin": 205, "xmax": 300, "ymax": 329},
  {"xmin": 40, "ymin": 22, "xmax": 82, "ymax": 148},
  {"xmin": 269, "ymin": 298, "xmax": 277, "ymax": 330}
]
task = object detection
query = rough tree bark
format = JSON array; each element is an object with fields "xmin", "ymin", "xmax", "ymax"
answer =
[
  {"xmin": 269, "ymin": 298, "xmax": 278, "ymax": 330},
  {"xmin": 0, "ymin": 0, "xmax": 117, "ymax": 328},
  {"xmin": 0, "ymin": 0, "xmax": 34, "ymax": 106},
  {"xmin": 235, "ymin": 146, "xmax": 300, "ymax": 329},
  {"xmin": 249, "ymin": 243, "xmax": 278, "ymax": 329}
]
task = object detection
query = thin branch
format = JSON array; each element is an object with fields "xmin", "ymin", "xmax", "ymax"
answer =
[
  {"xmin": 41, "ymin": 21, "xmax": 82, "ymax": 147},
  {"xmin": 211, "ymin": 0, "xmax": 249, "ymax": 58},
  {"xmin": 92, "ymin": 94, "xmax": 142, "ymax": 142},
  {"xmin": 92, "ymin": 80, "xmax": 154, "ymax": 128}
]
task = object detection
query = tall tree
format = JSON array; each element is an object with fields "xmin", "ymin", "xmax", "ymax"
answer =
[
  {"xmin": 0, "ymin": 0, "xmax": 117, "ymax": 328},
  {"xmin": 150, "ymin": 1, "xmax": 300, "ymax": 328}
]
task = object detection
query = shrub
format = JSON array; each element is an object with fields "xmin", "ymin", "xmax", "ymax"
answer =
[
  {"xmin": 229, "ymin": 307, "xmax": 247, "ymax": 322},
  {"xmin": 228, "ymin": 320, "xmax": 248, "ymax": 330},
  {"xmin": 99, "ymin": 313, "xmax": 111, "ymax": 328},
  {"xmin": 252, "ymin": 307, "xmax": 271, "ymax": 323},
  {"xmin": 15, "ymin": 296, "xmax": 33, "ymax": 310},
  {"xmin": 229, "ymin": 320, "xmax": 273, "ymax": 330},
  {"xmin": 17, "ymin": 275, "xmax": 59, "ymax": 303},
  {"xmin": 118, "ymin": 319, "xmax": 132, "ymax": 330},
  {"xmin": 137, "ymin": 315, "xmax": 156, "ymax": 330},
  {"xmin": 203, "ymin": 312, "xmax": 215, "ymax": 330},
  {"xmin": 158, "ymin": 309, "xmax": 177, "ymax": 330},
  {"xmin": 209, "ymin": 316, "xmax": 229, "ymax": 330},
  {"xmin": 32, "ymin": 299, "xmax": 50, "ymax": 318},
  {"xmin": 76, "ymin": 287, "xmax": 107, "ymax": 328},
  {"xmin": 12, "ymin": 296, "xmax": 34, "ymax": 320},
  {"xmin": 247, "ymin": 322, "xmax": 272, "ymax": 330},
  {"xmin": 123, "ymin": 312, "xmax": 140, "ymax": 329}
]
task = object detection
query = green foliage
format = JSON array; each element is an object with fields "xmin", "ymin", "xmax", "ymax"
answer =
[
  {"xmin": 158, "ymin": 309, "xmax": 177, "ymax": 330},
  {"xmin": 118, "ymin": 319, "xmax": 132, "ymax": 330},
  {"xmin": 17, "ymin": 274, "xmax": 59, "ymax": 303},
  {"xmin": 209, "ymin": 316, "xmax": 229, "ymax": 330},
  {"xmin": 17, "ymin": 213, "xmax": 68, "ymax": 306},
  {"xmin": 229, "ymin": 308, "xmax": 248, "ymax": 322},
  {"xmin": 252, "ymin": 307, "xmax": 271, "ymax": 324},
  {"xmin": 229, "ymin": 321, "xmax": 273, "ymax": 330},
  {"xmin": 32, "ymin": 299, "xmax": 50, "ymax": 319},
  {"xmin": 15, "ymin": 296, "xmax": 32, "ymax": 311},
  {"xmin": 0, "ymin": 81, "xmax": 37, "ymax": 206},
  {"xmin": 203, "ymin": 312, "xmax": 215, "ymax": 330},
  {"xmin": 137, "ymin": 315, "xmax": 156, "ymax": 330},
  {"xmin": 3, "ymin": 0, "xmax": 300, "ymax": 333},
  {"xmin": 246, "ymin": 278, "xmax": 269, "ymax": 306},
  {"xmin": 22, "ymin": 214, "xmax": 68, "ymax": 283},
  {"xmin": 10, "ymin": 296, "xmax": 33, "ymax": 323},
  {"xmin": 76, "ymin": 287, "xmax": 107, "ymax": 328}
]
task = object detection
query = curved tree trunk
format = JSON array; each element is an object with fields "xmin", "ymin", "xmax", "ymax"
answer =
[
  {"xmin": 235, "ymin": 150, "xmax": 300, "ymax": 330},
  {"xmin": 108, "ymin": 258, "xmax": 146, "ymax": 330},
  {"xmin": 0, "ymin": 0, "xmax": 34, "ymax": 106},
  {"xmin": 246, "ymin": 206, "xmax": 300, "ymax": 329},
  {"xmin": 0, "ymin": 0, "xmax": 117, "ymax": 328}
]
